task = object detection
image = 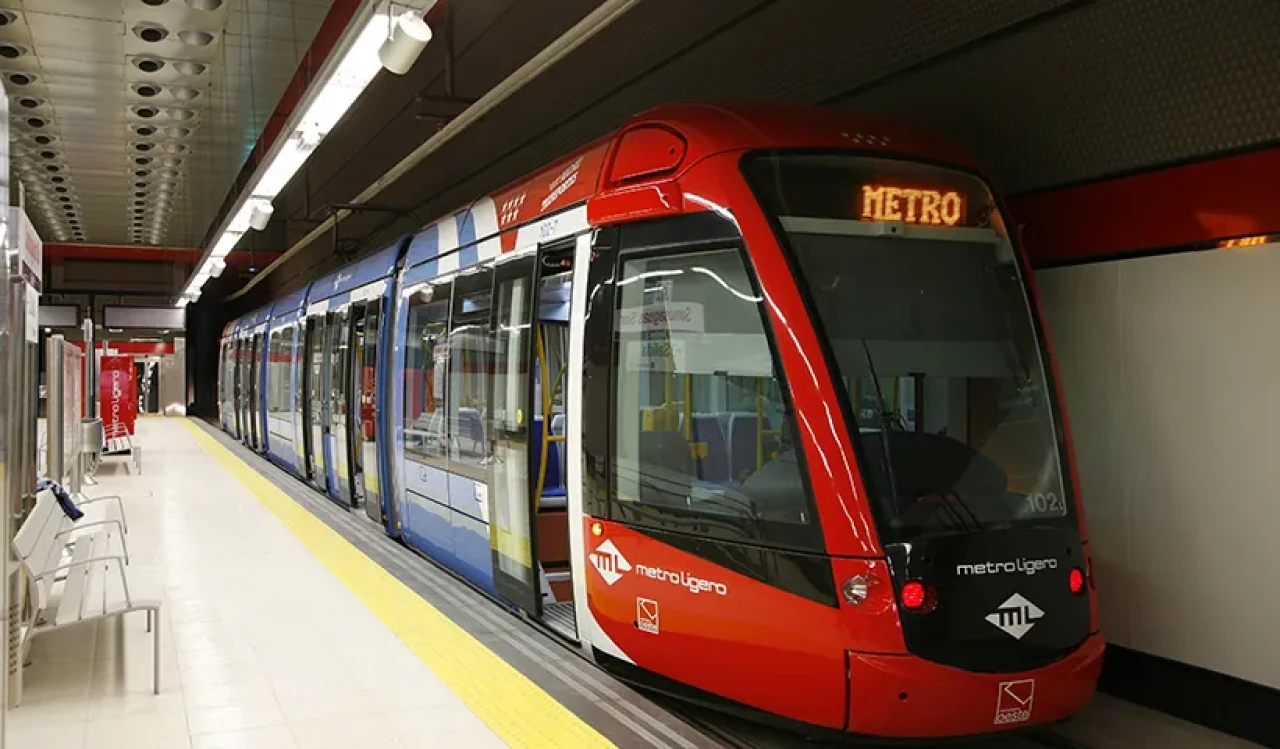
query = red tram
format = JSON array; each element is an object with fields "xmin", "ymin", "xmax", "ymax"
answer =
[
  {"xmin": 573, "ymin": 103, "xmax": 1102, "ymax": 739},
  {"xmin": 220, "ymin": 101, "xmax": 1102, "ymax": 740}
]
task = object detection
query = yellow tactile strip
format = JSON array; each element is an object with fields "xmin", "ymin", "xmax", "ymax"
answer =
[{"xmin": 180, "ymin": 418, "xmax": 616, "ymax": 749}]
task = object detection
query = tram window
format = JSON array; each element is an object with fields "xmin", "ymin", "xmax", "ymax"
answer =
[
  {"xmin": 266, "ymin": 326, "xmax": 293, "ymax": 439},
  {"xmin": 404, "ymin": 288, "xmax": 451, "ymax": 469},
  {"xmin": 612, "ymin": 247, "xmax": 821, "ymax": 551},
  {"xmin": 446, "ymin": 267, "xmax": 495, "ymax": 481}
]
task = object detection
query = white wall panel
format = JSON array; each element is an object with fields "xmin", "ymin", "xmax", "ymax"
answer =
[{"xmin": 1038, "ymin": 243, "xmax": 1280, "ymax": 690}]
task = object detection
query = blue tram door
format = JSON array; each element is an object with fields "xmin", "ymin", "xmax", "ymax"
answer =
[
  {"xmin": 325, "ymin": 307, "xmax": 355, "ymax": 507},
  {"xmin": 356, "ymin": 299, "xmax": 385, "ymax": 524},
  {"xmin": 304, "ymin": 315, "xmax": 328, "ymax": 492}
]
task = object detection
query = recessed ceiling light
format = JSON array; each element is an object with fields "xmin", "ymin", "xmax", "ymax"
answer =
[
  {"xmin": 7, "ymin": 73, "xmax": 30, "ymax": 86},
  {"xmin": 134, "ymin": 57, "xmax": 165, "ymax": 73},
  {"xmin": 33, "ymin": 135, "xmax": 51, "ymax": 145},
  {"xmin": 133, "ymin": 24, "xmax": 168, "ymax": 43},
  {"xmin": 133, "ymin": 83, "xmax": 161, "ymax": 98},
  {"xmin": 134, "ymin": 106, "xmax": 158, "ymax": 119},
  {"xmin": 26, "ymin": 117, "xmax": 44, "ymax": 128},
  {"xmin": 0, "ymin": 43, "xmax": 26, "ymax": 60}
]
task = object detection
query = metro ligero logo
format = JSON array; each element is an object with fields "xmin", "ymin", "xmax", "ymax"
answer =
[
  {"xmin": 588, "ymin": 539, "xmax": 728, "ymax": 595},
  {"xmin": 589, "ymin": 540, "xmax": 632, "ymax": 586}
]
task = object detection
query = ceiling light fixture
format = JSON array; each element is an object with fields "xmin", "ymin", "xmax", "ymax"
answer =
[
  {"xmin": 178, "ymin": 6, "xmax": 426, "ymax": 307},
  {"xmin": 378, "ymin": 10, "xmax": 432, "ymax": 75}
]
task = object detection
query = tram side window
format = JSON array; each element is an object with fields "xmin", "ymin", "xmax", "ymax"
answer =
[
  {"xmin": 266, "ymin": 327, "xmax": 293, "ymax": 434},
  {"xmin": 404, "ymin": 287, "xmax": 451, "ymax": 469},
  {"xmin": 612, "ymin": 247, "xmax": 821, "ymax": 550},
  {"xmin": 446, "ymin": 267, "xmax": 495, "ymax": 482},
  {"xmin": 266, "ymin": 330, "xmax": 281, "ymax": 418}
]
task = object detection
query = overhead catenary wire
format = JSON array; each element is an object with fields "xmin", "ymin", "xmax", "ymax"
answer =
[{"xmin": 225, "ymin": 0, "xmax": 643, "ymax": 302}]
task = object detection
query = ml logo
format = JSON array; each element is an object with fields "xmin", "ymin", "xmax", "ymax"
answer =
[
  {"xmin": 986, "ymin": 593, "xmax": 1044, "ymax": 640},
  {"xmin": 589, "ymin": 540, "xmax": 631, "ymax": 586}
]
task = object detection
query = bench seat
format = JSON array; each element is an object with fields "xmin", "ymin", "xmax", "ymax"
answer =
[{"xmin": 13, "ymin": 490, "xmax": 160, "ymax": 704}]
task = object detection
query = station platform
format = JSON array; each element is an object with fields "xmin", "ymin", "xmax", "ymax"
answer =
[{"xmin": 7, "ymin": 417, "xmax": 1262, "ymax": 749}]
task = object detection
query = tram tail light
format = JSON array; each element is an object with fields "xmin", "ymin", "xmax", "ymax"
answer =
[
  {"xmin": 1069, "ymin": 567, "xmax": 1085, "ymax": 596},
  {"xmin": 900, "ymin": 581, "xmax": 932, "ymax": 611}
]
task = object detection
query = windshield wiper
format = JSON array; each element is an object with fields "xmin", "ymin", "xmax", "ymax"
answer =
[
  {"xmin": 859, "ymin": 339, "xmax": 904, "ymax": 511},
  {"xmin": 859, "ymin": 340, "xmax": 983, "ymax": 532}
]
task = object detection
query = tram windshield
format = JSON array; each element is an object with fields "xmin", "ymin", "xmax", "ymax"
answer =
[{"xmin": 744, "ymin": 153, "xmax": 1074, "ymax": 542}]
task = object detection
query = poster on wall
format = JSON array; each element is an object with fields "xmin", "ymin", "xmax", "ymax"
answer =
[{"xmin": 100, "ymin": 355, "xmax": 137, "ymax": 438}]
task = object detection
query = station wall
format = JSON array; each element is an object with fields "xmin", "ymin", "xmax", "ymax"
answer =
[
  {"xmin": 1014, "ymin": 144, "xmax": 1280, "ymax": 744},
  {"xmin": 1037, "ymin": 243, "xmax": 1280, "ymax": 691}
]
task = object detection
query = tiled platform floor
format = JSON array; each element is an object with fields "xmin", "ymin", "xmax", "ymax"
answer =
[{"xmin": 9, "ymin": 417, "xmax": 508, "ymax": 749}]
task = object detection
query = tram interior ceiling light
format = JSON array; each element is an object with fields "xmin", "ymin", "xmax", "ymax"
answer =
[{"xmin": 378, "ymin": 9, "xmax": 433, "ymax": 75}]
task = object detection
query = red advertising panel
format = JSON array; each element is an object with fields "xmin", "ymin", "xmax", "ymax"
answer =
[{"xmin": 100, "ymin": 356, "xmax": 138, "ymax": 438}]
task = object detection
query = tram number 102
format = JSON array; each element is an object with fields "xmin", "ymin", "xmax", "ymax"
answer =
[{"xmin": 1025, "ymin": 492, "xmax": 1065, "ymax": 514}]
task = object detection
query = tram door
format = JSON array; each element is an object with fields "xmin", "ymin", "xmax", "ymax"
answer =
[
  {"xmin": 487, "ymin": 249, "xmax": 541, "ymax": 616},
  {"xmin": 248, "ymin": 332, "xmax": 264, "ymax": 450},
  {"xmin": 232, "ymin": 339, "xmax": 243, "ymax": 440},
  {"xmin": 486, "ymin": 240, "xmax": 579, "ymax": 634},
  {"xmin": 304, "ymin": 315, "xmax": 328, "ymax": 491},
  {"xmin": 239, "ymin": 338, "xmax": 254, "ymax": 445},
  {"xmin": 357, "ymin": 299, "xmax": 384, "ymax": 523},
  {"xmin": 326, "ymin": 307, "xmax": 355, "ymax": 506}
]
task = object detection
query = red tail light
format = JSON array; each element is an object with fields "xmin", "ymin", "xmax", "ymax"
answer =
[
  {"xmin": 1069, "ymin": 567, "xmax": 1085, "ymax": 595},
  {"xmin": 900, "ymin": 581, "xmax": 927, "ymax": 610}
]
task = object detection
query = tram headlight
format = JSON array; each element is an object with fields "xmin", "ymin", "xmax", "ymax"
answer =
[{"xmin": 842, "ymin": 574, "xmax": 874, "ymax": 606}]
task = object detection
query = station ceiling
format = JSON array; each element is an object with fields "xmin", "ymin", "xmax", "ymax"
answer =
[
  {"xmin": 14, "ymin": 0, "xmax": 1279, "ymax": 309},
  {"xmin": 0, "ymin": 0, "xmax": 331, "ymax": 247}
]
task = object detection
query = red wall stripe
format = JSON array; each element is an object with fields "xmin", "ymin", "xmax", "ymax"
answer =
[{"xmin": 1009, "ymin": 147, "xmax": 1280, "ymax": 266}]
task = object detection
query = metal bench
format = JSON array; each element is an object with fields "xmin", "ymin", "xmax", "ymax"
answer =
[
  {"xmin": 101, "ymin": 422, "xmax": 142, "ymax": 474},
  {"xmin": 12, "ymin": 490, "xmax": 162, "ymax": 704}
]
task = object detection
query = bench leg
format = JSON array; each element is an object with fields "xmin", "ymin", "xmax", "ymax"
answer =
[
  {"xmin": 146, "ymin": 610, "xmax": 151, "ymax": 633},
  {"xmin": 152, "ymin": 608, "xmax": 161, "ymax": 695}
]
